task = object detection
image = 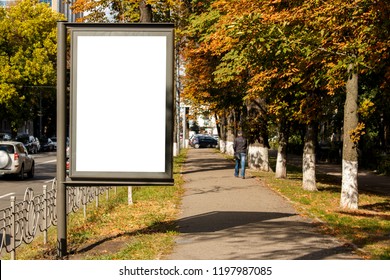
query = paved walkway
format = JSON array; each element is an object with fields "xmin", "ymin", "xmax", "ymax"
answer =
[
  {"xmin": 274, "ymin": 150, "xmax": 390, "ymax": 196},
  {"xmin": 296, "ymin": 158, "xmax": 390, "ymax": 196},
  {"xmin": 166, "ymin": 148, "xmax": 361, "ymax": 260}
]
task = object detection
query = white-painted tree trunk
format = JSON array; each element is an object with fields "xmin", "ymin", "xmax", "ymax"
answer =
[
  {"xmin": 128, "ymin": 186, "xmax": 133, "ymax": 205},
  {"xmin": 226, "ymin": 110, "xmax": 235, "ymax": 156},
  {"xmin": 226, "ymin": 141, "xmax": 234, "ymax": 156},
  {"xmin": 275, "ymin": 150, "xmax": 287, "ymax": 178},
  {"xmin": 219, "ymin": 139, "xmax": 226, "ymax": 153},
  {"xmin": 302, "ymin": 123, "xmax": 317, "ymax": 191},
  {"xmin": 173, "ymin": 142, "xmax": 179, "ymax": 157},
  {"xmin": 219, "ymin": 112, "xmax": 228, "ymax": 153},
  {"xmin": 340, "ymin": 159, "xmax": 358, "ymax": 209},
  {"xmin": 303, "ymin": 153, "xmax": 317, "ymax": 191},
  {"xmin": 248, "ymin": 145, "xmax": 270, "ymax": 171},
  {"xmin": 275, "ymin": 123, "xmax": 288, "ymax": 179},
  {"xmin": 184, "ymin": 139, "xmax": 189, "ymax": 148},
  {"xmin": 340, "ymin": 64, "xmax": 359, "ymax": 209}
]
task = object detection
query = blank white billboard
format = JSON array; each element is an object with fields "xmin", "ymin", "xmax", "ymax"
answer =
[{"xmin": 69, "ymin": 25, "xmax": 174, "ymax": 183}]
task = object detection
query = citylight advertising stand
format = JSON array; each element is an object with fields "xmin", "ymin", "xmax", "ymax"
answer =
[{"xmin": 57, "ymin": 22, "xmax": 175, "ymax": 258}]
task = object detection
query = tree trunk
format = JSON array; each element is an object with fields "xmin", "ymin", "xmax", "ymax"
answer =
[
  {"xmin": 302, "ymin": 123, "xmax": 318, "ymax": 191},
  {"xmin": 248, "ymin": 140, "xmax": 270, "ymax": 171},
  {"xmin": 133, "ymin": 0, "xmax": 152, "ymax": 205},
  {"xmin": 226, "ymin": 110, "xmax": 235, "ymax": 155},
  {"xmin": 219, "ymin": 112, "xmax": 227, "ymax": 153},
  {"xmin": 139, "ymin": 0, "xmax": 152, "ymax": 22},
  {"xmin": 275, "ymin": 120, "xmax": 287, "ymax": 178},
  {"xmin": 128, "ymin": 186, "xmax": 133, "ymax": 205},
  {"xmin": 340, "ymin": 64, "xmax": 359, "ymax": 209},
  {"xmin": 246, "ymin": 98, "xmax": 270, "ymax": 171}
]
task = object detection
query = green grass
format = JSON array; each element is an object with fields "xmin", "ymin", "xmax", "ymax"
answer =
[
  {"xmin": 10, "ymin": 149, "xmax": 187, "ymax": 260},
  {"xmin": 7, "ymin": 149, "xmax": 390, "ymax": 260}
]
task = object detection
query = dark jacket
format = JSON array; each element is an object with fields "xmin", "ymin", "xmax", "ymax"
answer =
[{"xmin": 233, "ymin": 136, "xmax": 247, "ymax": 154}]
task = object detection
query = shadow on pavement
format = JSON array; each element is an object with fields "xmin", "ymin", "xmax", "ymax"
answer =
[
  {"xmin": 181, "ymin": 157, "xmax": 233, "ymax": 175},
  {"xmin": 177, "ymin": 211, "xmax": 296, "ymax": 233}
]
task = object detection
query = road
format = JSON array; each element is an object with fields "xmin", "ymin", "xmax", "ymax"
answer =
[{"xmin": 0, "ymin": 151, "xmax": 57, "ymax": 209}]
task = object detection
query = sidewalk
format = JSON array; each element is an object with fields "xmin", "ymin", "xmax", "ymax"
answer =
[
  {"xmin": 166, "ymin": 148, "xmax": 361, "ymax": 260},
  {"xmin": 286, "ymin": 153, "xmax": 390, "ymax": 196}
]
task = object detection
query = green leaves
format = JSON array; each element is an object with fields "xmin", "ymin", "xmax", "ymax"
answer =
[
  {"xmin": 0, "ymin": 0, "xmax": 63, "ymax": 129},
  {"xmin": 182, "ymin": 0, "xmax": 389, "ymax": 130}
]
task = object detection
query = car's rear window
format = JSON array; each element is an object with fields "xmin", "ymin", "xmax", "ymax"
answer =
[
  {"xmin": 0, "ymin": 145, "xmax": 14, "ymax": 154},
  {"xmin": 16, "ymin": 136, "xmax": 27, "ymax": 142}
]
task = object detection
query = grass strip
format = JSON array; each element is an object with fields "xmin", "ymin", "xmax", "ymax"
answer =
[
  {"xmin": 11, "ymin": 149, "xmax": 187, "ymax": 260},
  {"xmin": 10, "ymin": 149, "xmax": 389, "ymax": 260},
  {"xmin": 250, "ymin": 157, "xmax": 390, "ymax": 260}
]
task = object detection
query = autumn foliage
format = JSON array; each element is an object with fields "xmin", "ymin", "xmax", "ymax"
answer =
[{"xmin": 182, "ymin": 0, "xmax": 389, "ymax": 127}]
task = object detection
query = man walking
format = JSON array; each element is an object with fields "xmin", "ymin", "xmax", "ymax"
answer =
[{"xmin": 233, "ymin": 130, "xmax": 247, "ymax": 179}]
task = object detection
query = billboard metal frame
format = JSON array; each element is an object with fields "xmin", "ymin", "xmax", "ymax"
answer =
[{"xmin": 56, "ymin": 22, "xmax": 175, "ymax": 258}]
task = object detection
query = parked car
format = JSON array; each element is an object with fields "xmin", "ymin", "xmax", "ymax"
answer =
[
  {"xmin": 15, "ymin": 134, "xmax": 40, "ymax": 154},
  {"xmin": 190, "ymin": 134, "xmax": 218, "ymax": 149},
  {"xmin": 40, "ymin": 137, "xmax": 56, "ymax": 152},
  {"xmin": 50, "ymin": 136, "xmax": 57, "ymax": 150},
  {"xmin": 0, "ymin": 141, "xmax": 35, "ymax": 179},
  {"xmin": 0, "ymin": 132, "xmax": 12, "ymax": 141}
]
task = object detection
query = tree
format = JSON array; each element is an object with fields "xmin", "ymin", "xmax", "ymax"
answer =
[
  {"xmin": 139, "ymin": 0, "xmax": 152, "ymax": 22},
  {"xmin": 305, "ymin": 0, "xmax": 390, "ymax": 209},
  {"xmin": 180, "ymin": 3, "xmax": 248, "ymax": 154},
  {"xmin": 193, "ymin": 0, "xmax": 329, "ymax": 180},
  {"xmin": 341, "ymin": 65, "xmax": 359, "ymax": 208},
  {"xmin": 182, "ymin": 0, "xmax": 389, "ymax": 204},
  {"xmin": 71, "ymin": 0, "xmax": 191, "ymax": 23},
  {"xmin": 0, "ymin": 0, "xmax": 64, "ymax": 134},
  {"xmin": 70, "ymin": 0, "xmax": 389, "ymax": 208}
]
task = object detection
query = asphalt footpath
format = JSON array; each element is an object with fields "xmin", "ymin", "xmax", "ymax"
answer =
[{"xmin": 166, "ymin": 148, "xmax": 361, "ymax": 260}]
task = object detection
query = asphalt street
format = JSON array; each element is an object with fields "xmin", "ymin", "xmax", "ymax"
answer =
[{"xmin": 0, "ymin": 152, "xmax": 56, "ymax": 209}]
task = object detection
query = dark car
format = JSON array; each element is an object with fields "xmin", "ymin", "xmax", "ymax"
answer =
[
  {"xmin": 50, "ymin": 136, "xmax": 57, "ymax": 150},
  {"xmin": 190, "ymin": 134, "xmax": 218, "ymax": 149},
  {"xmin": 15, "ymin": 134, "xmax": 40, "ymax": 154},
  {"xmin": 0, "ymin": 132, "xmax": 12, "ymax": 141},
  {"xmin": 40, "ymin": 137, "xmax": 55, "ymax": 152}
]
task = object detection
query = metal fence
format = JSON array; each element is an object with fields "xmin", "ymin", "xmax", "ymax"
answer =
[{"xmin": 0, "ymin": 179, "xmax": 114, "ymax": 260}]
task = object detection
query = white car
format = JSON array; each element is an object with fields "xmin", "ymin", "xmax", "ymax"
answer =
[{"xmin": 0, "ymin": 141, "xmax": 35, "ymax": 179}]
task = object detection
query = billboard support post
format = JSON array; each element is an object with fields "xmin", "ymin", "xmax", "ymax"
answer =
[
  {"xmin": 56, "ymin": 22, "xmax": 174, "ymax": 259},
  {"xmin": 56, "ymin": 21, "xmax": 67, "ymax": 259}
]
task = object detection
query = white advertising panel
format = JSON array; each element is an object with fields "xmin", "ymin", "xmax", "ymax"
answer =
[{"xmin": 69, "ymin": 25, "xmax": 174, "ymax": 184}]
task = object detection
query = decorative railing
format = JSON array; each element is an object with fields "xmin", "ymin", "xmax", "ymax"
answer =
[{"xmin": 0, "ymin": 179, "xmax": 113, "ymax": 260}]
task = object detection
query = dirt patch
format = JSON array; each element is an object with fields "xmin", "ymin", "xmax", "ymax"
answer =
[{"xmin": 68, "ymin": 234, "xmax": 131, "ymax": 260}]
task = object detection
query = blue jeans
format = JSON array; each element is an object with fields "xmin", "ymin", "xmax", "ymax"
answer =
[{"xmin": 234, "ymin": 153, "xmax": 246, "ymax": 178}]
